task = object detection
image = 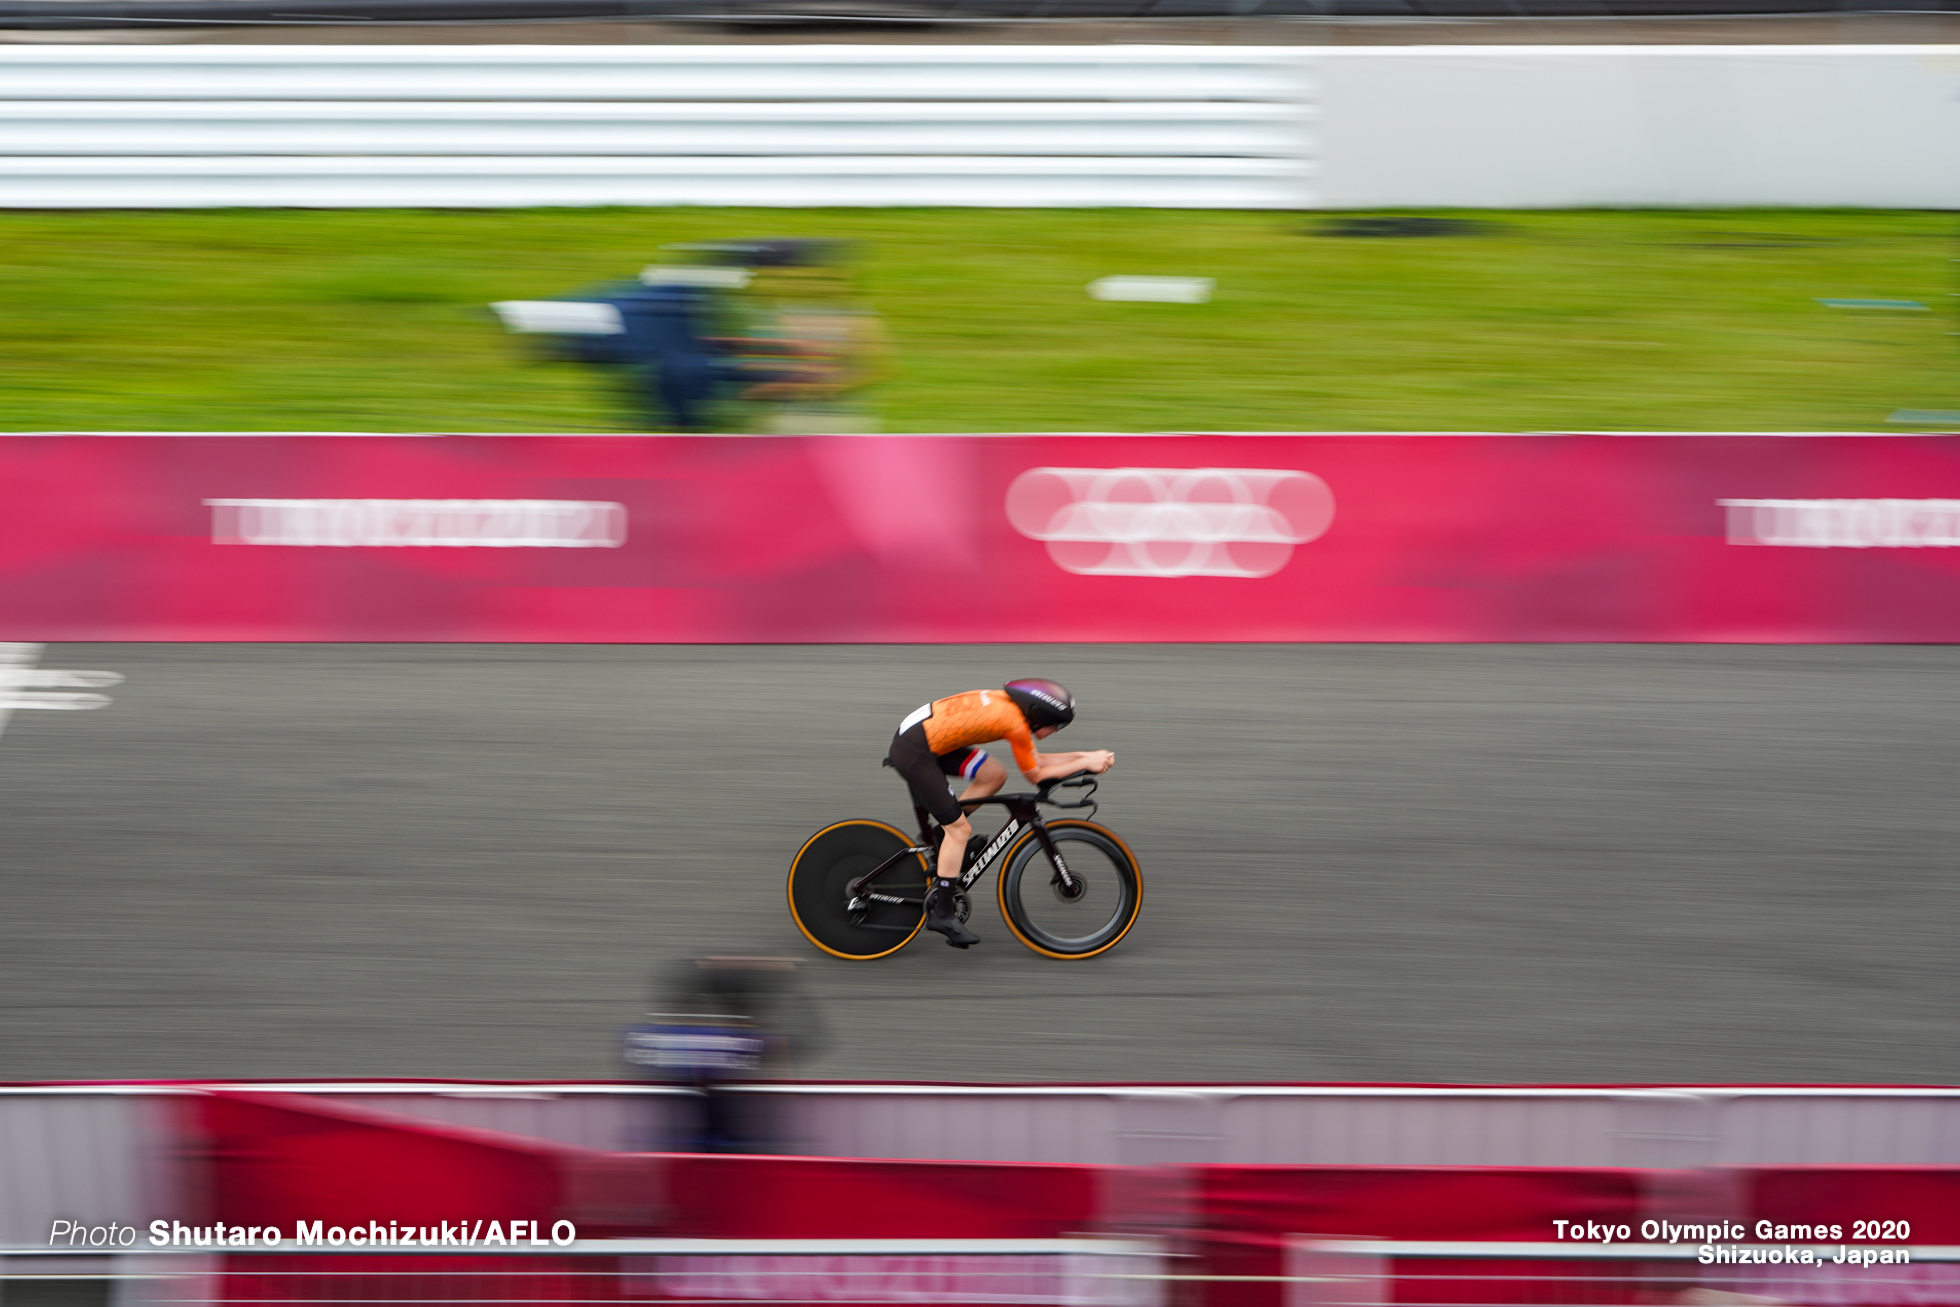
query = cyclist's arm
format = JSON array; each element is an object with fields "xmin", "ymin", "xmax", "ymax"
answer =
[{"xmin": 1021, "ymin": 749, "xmax": 1114, "ymax": 784}]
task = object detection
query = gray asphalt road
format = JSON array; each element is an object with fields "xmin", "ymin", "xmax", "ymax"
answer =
[{"xmin": 0, "ymin": 644, "xmax": 1953, "ymax": 1085}]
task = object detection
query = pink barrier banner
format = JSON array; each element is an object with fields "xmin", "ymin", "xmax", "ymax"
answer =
[{"xmin": 8, "ymin": 433, "xmax": 1960, "ymax": 641}]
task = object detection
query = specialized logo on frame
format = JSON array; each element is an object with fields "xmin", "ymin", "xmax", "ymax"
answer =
[{"xmin": 1006, "ymin": 467, "xmax": 1335, "ymax": 578}]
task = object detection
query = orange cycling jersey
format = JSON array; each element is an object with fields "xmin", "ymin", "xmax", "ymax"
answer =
[{"xmin": 905, "ymin": 689, "xmax": 1040, "ymax": 775}]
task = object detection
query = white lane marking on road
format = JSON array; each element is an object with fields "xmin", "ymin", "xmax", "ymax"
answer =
[{"xmin": 0, "ymin": 643, "xmax": 123, "ymax": 742}]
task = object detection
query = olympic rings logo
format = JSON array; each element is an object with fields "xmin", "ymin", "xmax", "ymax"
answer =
[{"xmin": 1005, "ymin": 467, "xmax": 1335, "ymax": 579}]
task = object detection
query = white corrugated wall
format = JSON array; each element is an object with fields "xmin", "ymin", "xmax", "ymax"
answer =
[
  {"xmin": 1, "ymin": 45, "xmax": 1955, "ymax": 209},
  {"xmin": 0, "ymin": 45, "xmax": 1317, "ymax": 208}
]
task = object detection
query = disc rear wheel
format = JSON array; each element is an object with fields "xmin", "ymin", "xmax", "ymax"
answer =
[
  {"xmin": 997, "ymin": 820, "xmax": 1141, "ymax": 959},
  {"xmin": 787, "ymin": 819, "xmax": 928, "ymax": 961}
]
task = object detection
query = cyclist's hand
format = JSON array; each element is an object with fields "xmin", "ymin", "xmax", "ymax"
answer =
[{"xmin": 1085, "ymin": 750, "xmax": 1115, "ymax": 774}]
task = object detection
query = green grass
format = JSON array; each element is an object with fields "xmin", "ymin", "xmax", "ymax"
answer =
[{"xmin": 1, "ymin": 207, "xmax": 1954, "ymax": 432}]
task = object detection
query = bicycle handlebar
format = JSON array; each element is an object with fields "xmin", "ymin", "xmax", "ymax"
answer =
[
  {"xmin": 931, "ymin": 769, "xmax": 1101, "ymax": 812},
  {"xmin": 883, "ymin": 756, "xmax": 1103, "ymax": 815},
  {"xmin": 1036, "ymin": 771, "xmax": 1099, "ymax": 809}
]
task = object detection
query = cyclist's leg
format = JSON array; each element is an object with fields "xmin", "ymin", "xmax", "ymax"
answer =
[
  {"xmin": 889, "ymin": 728, "xmax": 968, "ymax": 882},
  {"xmin": 954, "ymin": 751, "xmax": 1008, "ymax": 813},
  {"xmin": 945, "ymin": 753, "xmax": 1008, "ymax": 871},
  {"xmin": 935, "ymin": 746, "xmax": 1010, "ymax": 875},
  {"xmin": 890, "ymin": 732, "xmax": 983, "ymax": 947}
]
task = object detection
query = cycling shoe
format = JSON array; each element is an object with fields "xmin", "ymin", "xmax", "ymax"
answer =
[{"xmin": 924, "ymin": 880, "xmax": 980, "ymax": 949}]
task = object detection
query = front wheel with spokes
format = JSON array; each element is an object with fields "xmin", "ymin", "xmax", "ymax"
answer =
[{"xmin": 997, "ymin": 819, "xmax": 1142, "ymax": 959}]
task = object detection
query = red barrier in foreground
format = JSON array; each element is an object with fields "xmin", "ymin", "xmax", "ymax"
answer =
[
  {"xmin": 1194, "ymin": 1165, "xmax": 1652, "ymax": 1307},
  {"xmin": 9, "ymin": 433, "xmax": 1960, "ymax": 641},
  {"xmin": 186, "ymin": 1092, "xmax": 1960, "ymax": 1307},
  {"xmin": 194, "ymin": 1091, "xmax": 1105, "ymax": 1240},
  {"xmin": 195, "ymin": 1090, "xmax": 1117, "ymax": 1305},
  {"xmin": 1200, "ymin": 1165, "xmax": 1960, "ymax": 1307}
]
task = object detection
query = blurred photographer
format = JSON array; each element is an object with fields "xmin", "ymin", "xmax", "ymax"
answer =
[{"xmin": 622, "ymin": 957, "xmax": 823, "ymax": 1153}]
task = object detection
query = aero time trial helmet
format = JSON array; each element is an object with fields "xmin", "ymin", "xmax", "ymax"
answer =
[{"xmin": 1003, "ymin": 679, "xmax": 1075, "ymax": 731}]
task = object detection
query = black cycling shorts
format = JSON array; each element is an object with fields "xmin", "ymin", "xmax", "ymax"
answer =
[{"xmin": 888, "ymin": 723, "xmax": 990, "ymax": 827}]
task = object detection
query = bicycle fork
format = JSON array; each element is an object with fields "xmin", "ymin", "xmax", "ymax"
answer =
[
  {"xmin": 1031, "ymin": 823, "xmax": 1081, "ymax": 897},
  {"xmin": 953, "ymin": 818, "xmax": 1077, "ymax": 896},
  {"xmin": 955, "ymin": 819, "xmax": 1079, "ymax": 897}
]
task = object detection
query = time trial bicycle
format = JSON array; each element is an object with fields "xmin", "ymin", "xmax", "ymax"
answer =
[{"xmin": 787, "ymin": 768, "xmax": 1142, "ymax": 961}]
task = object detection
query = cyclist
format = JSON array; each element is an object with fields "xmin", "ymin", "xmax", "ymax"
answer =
[{"xmin": 888, "ymin": 679, "xmax": 1115, "ymax": 948}]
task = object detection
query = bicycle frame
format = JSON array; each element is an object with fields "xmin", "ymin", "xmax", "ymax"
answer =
[{"xmin": 846, "ymin": 773, "xmax": 1099, "ymax": 911}]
